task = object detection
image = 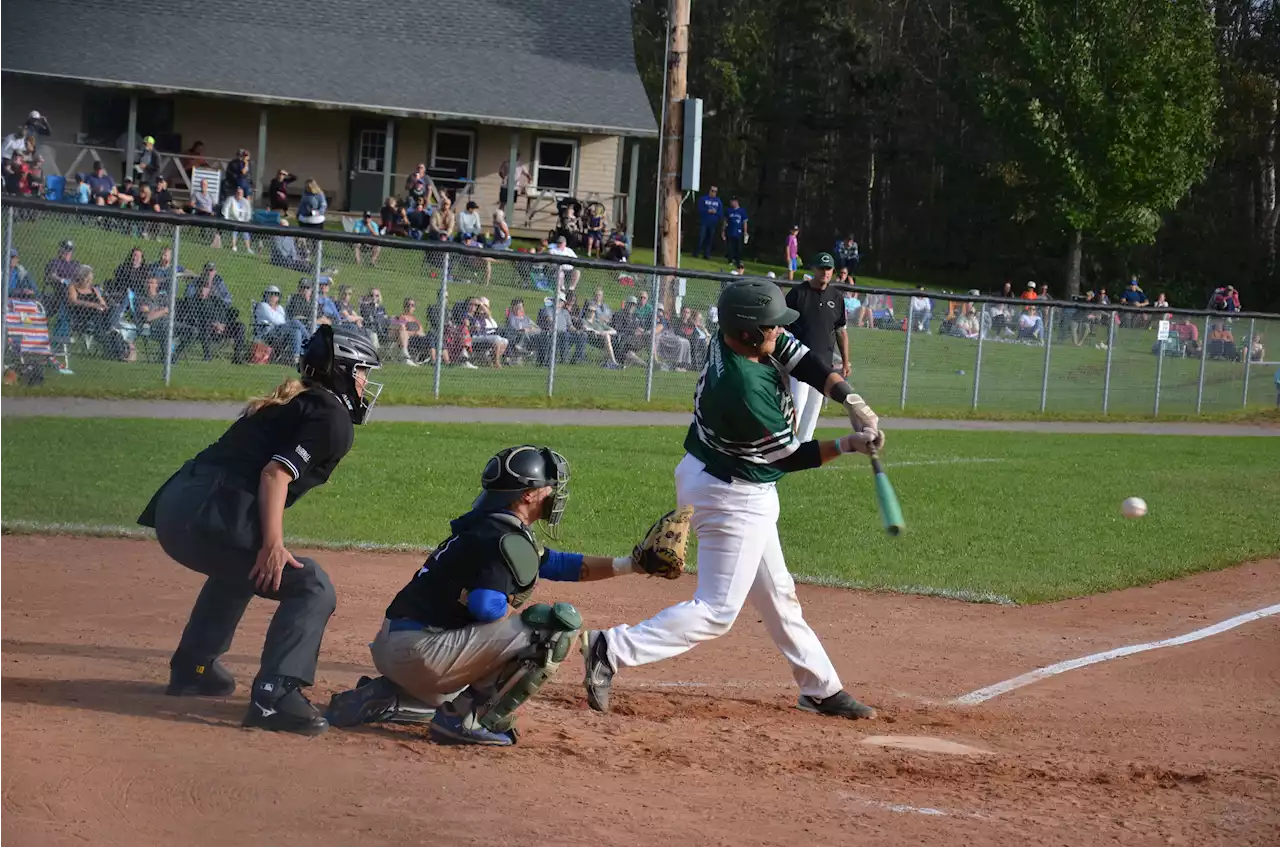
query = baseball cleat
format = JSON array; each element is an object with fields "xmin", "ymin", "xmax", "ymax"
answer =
[
  {"xmin": 582, "ymin": 630, "xmax": 615, "ymax": 713},
  {"xmin": 242, "ymin": 677, "xmax": 329, "ymax": 736},
  {"xmin": 325, "ymin": 675, "xmax": 401, "ymax": 727},
  {"xmin": 428, "ymin": 708, "xmax": 514, "ymax": 747},
  {"xmin": 166, "ymin": 656, "xmax": 236, "ymax": 697},
  {"xmin": 796, "ymin": 691, "xmax": 877, "ymax": 720}
]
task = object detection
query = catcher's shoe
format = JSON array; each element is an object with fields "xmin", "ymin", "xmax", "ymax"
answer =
[
  {"xmin": 796, "ymin": 690, "xmax": 876, "ymax": 720},
  {"xmin": 242, "ymin": 677, "xmax": 329, "ymax": 736},
  {"xmin": 166, "ymin": 656, "xmax": 236, "ymax": 697},
  {"xmin": 326, "ymin": 675, "xmax": 437, "ymax": 727},
  {"xmin": 428, "ymin": 706, "xmax": 514, "ymax": 747},
  {"xmin": 582, "ymin": 630, "xmax": 615, "ymax": 713}
]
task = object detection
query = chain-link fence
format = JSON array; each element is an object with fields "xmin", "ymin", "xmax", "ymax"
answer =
[{"xmin": 4, "ymin": 198, "xmax": 1278, "ymax": 417}]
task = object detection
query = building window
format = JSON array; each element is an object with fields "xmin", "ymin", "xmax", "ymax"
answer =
[
  {"xmin": 358, "ymin": 129, "xmax": 387, "ymax": 173},
  {"xmin": 534, "ymin": 138, "xmax": 577, "ymax": 194},
  {"xmin": 431, "ymin": 128, "xmax": 475, "ymax": 183}
]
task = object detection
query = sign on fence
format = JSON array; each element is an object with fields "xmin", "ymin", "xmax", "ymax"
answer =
[{"xmin": 1157, "ymin": 320, "xmax": 1171, "ymax": 341}]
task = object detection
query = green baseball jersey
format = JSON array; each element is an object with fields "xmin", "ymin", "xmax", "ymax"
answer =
[{"xmin": 684, "ymin": 330, "xmax": 810, "ymax": 484}]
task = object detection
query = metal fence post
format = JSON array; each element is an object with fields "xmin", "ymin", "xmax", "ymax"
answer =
[
  {"xmin": 547, "ymin": 290, "xmax": 560, "ymax": 397},
  {"xmin": 1038, "ymin": 306, "xmax": 1055, "ymax": 413},
  {"xmin": 643, "ymin": 272, "xmax": 661, "ymax": 403},
  {"xmin": 900, "ymin": 311, "xmax": 913, "ymax": 410},
  {"xmin": 971, "ymin": 301, "xmax": 985, "ymax": 410},
  {"xmin": 1102, "ymin": 312, "xmax": 1116, "ymax": 414},
  {"xmin": 1153, "ymin": 339, "xmax": 1164, "ymax": 417},
  {"xmin": 432, "ymin": 253, "xmax": 449, "ymax": 399},
  {"xmin": 1, "ymin": 206, "xmax": 14, "ymax": 367},
  {"xmin": 1195, "ymin": 314, "xmax": 1211, "ymax": 413},
  {"xmin": 309, "ymin": 240, "xmax": 323, "ymax": 331},
  {"xmin": 1242, "ymin": 317, "xmax": 1256, "ymax": 408},
  {"xmin": 163, "ymin": 226, "xmax": 181, "ymax": 385}
]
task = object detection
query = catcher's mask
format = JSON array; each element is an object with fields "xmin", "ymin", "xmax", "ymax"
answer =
[
  {"xmin": 299, "ymin": 325, "xmax": 383, "ymax": 424},
  {"xmin": 472, "ymin": 445, "xmax": 571, "ymax": 539}
]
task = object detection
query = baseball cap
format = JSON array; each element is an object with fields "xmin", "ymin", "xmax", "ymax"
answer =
[
  {"xmin": 1027, "ymin": 281, "xmax": 1037, "ymax": 289},
  {"xmin": 811, "ymin": 252, "xmax": 835, "ymax": 269},
  {"xmin": 143, "ymin": 135, "xmax": 155, "ymax": 144},
  {"xmin": 59, "ymin": 239, "xmax": 74, "ymax": 251},
  {"xmin": 28, "ymin": 111, "xmax": 42, "ymax": 120},
  {"xmin": 626, "ymin": 295, "xmax": 638, "ymax": 304},
  {"xmin": 264, "ymin": 284, "xmax": 281, "ymax": 295}
]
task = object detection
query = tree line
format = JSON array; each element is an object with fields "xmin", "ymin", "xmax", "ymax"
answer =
[{"xmin": 627, "ymin": 0, "xmax": 1279, "ymax": 310}]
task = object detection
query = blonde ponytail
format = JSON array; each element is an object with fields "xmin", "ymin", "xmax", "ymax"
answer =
[{"xmin": 242, "ymin": 378, "xmax": 308, "ymax": 417}]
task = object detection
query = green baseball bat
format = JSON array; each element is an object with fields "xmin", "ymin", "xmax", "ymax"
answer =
[{"xmin": 868, "ymin": 449, "xmax": 905, "ymax": 536}]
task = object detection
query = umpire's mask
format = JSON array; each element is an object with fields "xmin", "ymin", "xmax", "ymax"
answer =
[{"xmin": 472, "ymin": 445, "xmax": 571, "ymax": 540}]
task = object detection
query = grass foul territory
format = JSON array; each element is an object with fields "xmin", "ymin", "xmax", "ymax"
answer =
[{"xmin": 4, "ymin": 417, "xmax": 1278, "ymax": 604}]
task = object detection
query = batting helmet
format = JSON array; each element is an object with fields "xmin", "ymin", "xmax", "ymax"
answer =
[{"xmin": 716, "ymin": 280, "xmax": 799, "ymax": 345}]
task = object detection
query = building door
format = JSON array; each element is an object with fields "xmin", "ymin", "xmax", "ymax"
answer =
[{"xmin": 347, "ymin": 118, "xmax": 396, "ymax": 213}]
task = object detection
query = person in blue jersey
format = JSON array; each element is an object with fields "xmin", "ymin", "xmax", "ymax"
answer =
[
  {"xmin": 722, "ymin": 197, "xmax": 750, "ymax": 265},
  {"xmin": 324, "ymin": 445, "xmax": 673, "ymax": 746},
  {"xmin": 695, "ymin": 185, "xmax": 724, "ymax": 259}
]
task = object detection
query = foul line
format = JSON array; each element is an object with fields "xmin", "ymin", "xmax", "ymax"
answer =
[{"xmin": 952, "ymin": 602, "xmax": 1280, "ymax": 705}]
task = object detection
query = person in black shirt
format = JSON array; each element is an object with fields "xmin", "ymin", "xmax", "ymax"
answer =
[
  {"xmin": 785, "ymin": 252, "xmax": 850, "ymax": 441},
  {"xmin": 323, "ymin": 445, "xmax": 665, "ymax": 746},
  {"xmin": 137, "ymin": 326, "xmax": 383, "ymax": 736}
]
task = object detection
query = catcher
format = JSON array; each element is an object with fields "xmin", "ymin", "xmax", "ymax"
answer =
[{"xmin": 324, "ymin": 444, "xmax": 690, "ymax": 746}]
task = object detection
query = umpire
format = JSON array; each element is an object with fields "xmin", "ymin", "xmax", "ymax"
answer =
[
  {"xmin": 138, "ymin": 325, "xmax": 382, "ymax": 736},
  {"xmin": 785, "ymin": 252, "xmax": 850, "ymax": 441}
]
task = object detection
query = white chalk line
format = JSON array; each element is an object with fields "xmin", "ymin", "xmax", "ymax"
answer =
[{"xmin": 952, "ymin": 602, "xmax": 1280, "ymax": 706}]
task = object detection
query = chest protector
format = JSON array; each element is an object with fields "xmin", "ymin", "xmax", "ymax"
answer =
[{"xmin": 490, "ymin": 512, "xmax": 541, "ymax": 609}]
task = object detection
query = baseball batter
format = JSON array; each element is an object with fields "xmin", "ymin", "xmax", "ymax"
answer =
[
  {"xmin": 785, "ymin": 252, "xmax": 850, "ymax": 442},
  {"xmin": 582, "ymin": 279, "xmax": 883, "ymax": 720},
  {"xmin": 323, "ymin": 445, "xmax": 690, "ymax": 746},
  {"xmin": 138, "ymin": 325, "xmax": 382, "ymax": 736}
]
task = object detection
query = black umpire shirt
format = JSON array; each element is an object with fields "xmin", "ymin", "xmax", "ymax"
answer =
[
  {"xmin": 785, "ymin": 283, "xmax": 847, "ymax": 367},
  {"xmin": 385, "ymin": 510, "xmax": 544, "ymax": 630},
  {"xmin": 192, "ymin": 386, "xmax": 354, "ymax": 506}
]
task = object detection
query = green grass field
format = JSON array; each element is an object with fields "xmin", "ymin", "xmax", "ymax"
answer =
[{"xmin": 4, "ymin": 417, "xmax": 1277, "ymax": 604}]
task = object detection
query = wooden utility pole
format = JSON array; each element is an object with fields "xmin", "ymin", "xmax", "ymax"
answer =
[{"xmin": 658, "ymin": 0, "xmax": 690, "ymax": 282}]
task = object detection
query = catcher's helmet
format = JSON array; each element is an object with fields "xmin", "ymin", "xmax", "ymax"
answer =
[
  {"xmin": 716, "ymin": 280, "xmax": 799, "ymax": 345},
  {"xmin": 299, "ymin": 324, "xmax": 383, "ymax": 424},
  {"xmin": 472, "ymin": 445, "xmax": 571, "ymax": 538}
]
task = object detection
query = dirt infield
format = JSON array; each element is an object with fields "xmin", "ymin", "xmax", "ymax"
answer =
[{"xmin": 3, "ymin": 536, "xmax": 1277, "ymax": 846}]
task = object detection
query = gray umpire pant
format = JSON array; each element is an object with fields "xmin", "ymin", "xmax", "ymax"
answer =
[{"xmin": 152, "ymin": 462, "xmax": 336, "ymax": 686}]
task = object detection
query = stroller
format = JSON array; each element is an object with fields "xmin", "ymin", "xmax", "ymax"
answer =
[{"xmin": 547, "ymin": 196, "xmax": 589, "ymax": 250}]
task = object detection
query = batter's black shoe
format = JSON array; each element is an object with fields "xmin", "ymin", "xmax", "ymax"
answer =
[
  {"xmin": 796, "ymin": 690, "xmax": 877, "ymax": 720},
  {"xmin": 166, "ymin": 656, "xmax": 236, "ymax": 697},
  {"xmin": 582, "ymin": 630, "xmax": 615, "ymax": 713},
  {"xmin": 242, "ymin": 676, "xmax": 329, "ymax": 736}
]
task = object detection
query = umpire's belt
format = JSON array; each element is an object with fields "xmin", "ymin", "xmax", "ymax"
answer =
[{"xmin": 388, "ymin": 618, "xmax": 427, "ymax": 633}]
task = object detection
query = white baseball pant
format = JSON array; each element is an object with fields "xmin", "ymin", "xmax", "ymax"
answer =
[
  {"xmin": 602, "ymin": 453, "xmax": 843, "ymax": 700},
  {"xmin": 789, "ymin": 376, "xmax": 825, "ymax": 443}
]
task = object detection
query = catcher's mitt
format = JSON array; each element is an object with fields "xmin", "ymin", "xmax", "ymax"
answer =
[{"xmin": 632, "ymin": 505, "xmax": 694, "ymax": 579}]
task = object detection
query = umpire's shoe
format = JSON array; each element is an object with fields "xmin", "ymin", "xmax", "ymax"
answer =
[
  {"xmin": 166, "ymin": 654, "xmax": 236, "ymax": 697},
  {"xmin": 242, "ymin": 676, "xmax": 329, "ymax": 736},
  {"xmin": 796, "ymin": 690, "xmax": 877, "ymax": 720},
  {"xmin": 582, "ymin": 630, "xmax": 615, "ymax": 713}
]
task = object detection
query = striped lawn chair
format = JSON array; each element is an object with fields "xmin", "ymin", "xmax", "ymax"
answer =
[{"xmin": 5, "ymin": 297, "xmax": 73, "ymax": 375}]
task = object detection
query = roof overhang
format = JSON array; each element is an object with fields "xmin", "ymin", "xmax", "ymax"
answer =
[{"xmin": 2, "ymin": 68, "xmax": 661, "ymax": 139}]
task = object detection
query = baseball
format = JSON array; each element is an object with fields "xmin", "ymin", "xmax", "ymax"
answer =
[{"xmin": 1121, "ymin": 497, "xmax": 1148, "ymax": 519}]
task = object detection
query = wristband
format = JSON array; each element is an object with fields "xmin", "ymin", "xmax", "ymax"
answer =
[
  {"xmin": 835, "ymin": 436, "xmax": 849, "ymax": 455},
  {"xmin": 829, "ymin": 380, "xmax": 854, "ymax": 405},
  {"xmin": 612, "ymin": 555, "xmax": 635, "ymax": 576}
]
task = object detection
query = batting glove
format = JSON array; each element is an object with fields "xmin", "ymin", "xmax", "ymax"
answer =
[{"xmin": 844, "ymin": 394, "xmax": 885, "ymax": 451}]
